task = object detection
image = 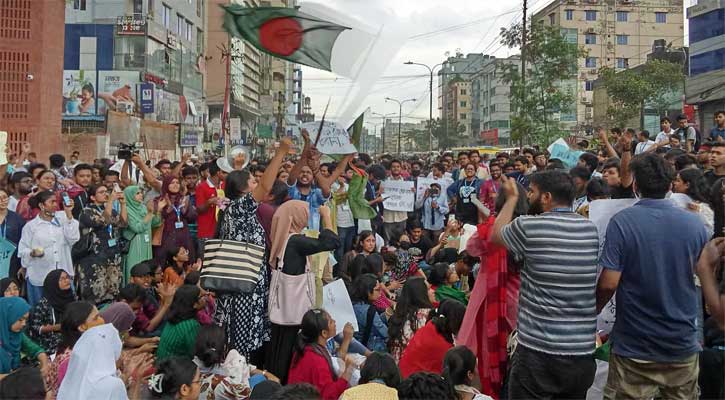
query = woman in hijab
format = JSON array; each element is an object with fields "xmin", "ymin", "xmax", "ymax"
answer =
[
  {"xmin": 28, "ymin": 270, "xmax": 76, "ymax": 352},
  {"xmin": 122, "ymin": 185, "xmax": 162, "ymax": 285},
  {"xmin": 57, "ymin": 323, "xmax": 151, "ymax": 400},
  {"xmin": 266, "ymin": 200, "xmax": 340, "ymax": 384},
  {"xmin": 0, "ymin": 296, "xmax": 49, "ymax": 375},
  {"xmin": 1, "ymin": 277, "xmax": 20, "ymax": 297},
  {"xmin": 99, "ymin": 302, "xmax": 137, "ymax": 338},
  {"xmin": 152, "ymin": 176, "xmax": 197, "ymax": 268}
]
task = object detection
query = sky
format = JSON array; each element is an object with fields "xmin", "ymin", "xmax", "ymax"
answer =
[
  {"xmin": 298, "ymin": 0, "xmax": 694, "ymax": 131},
  {"xmin": 298, "ymin": 0, "xmax": 549, "ymax": 128}
]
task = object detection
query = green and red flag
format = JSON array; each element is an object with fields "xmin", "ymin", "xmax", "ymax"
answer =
[{"xmin": 222, "ymin": 5, "xmax": 350, "ymax": 72}]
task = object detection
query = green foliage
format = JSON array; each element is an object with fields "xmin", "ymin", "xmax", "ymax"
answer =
[
  {"xmin": 430, "ymin": 118, "xmax": 466, "ymax": 149},
  {"xmin": 599, "ymin": 60, "xmax": 684, "ymax": 127},
  {"xmin": 499, "ymin": 23, "xmax": 585, "ymax": 146}
]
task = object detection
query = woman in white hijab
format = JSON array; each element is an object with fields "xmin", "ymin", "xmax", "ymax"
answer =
[{"xmin": 57, "ymin": 323, "xmax": 128, "ymax": 400}]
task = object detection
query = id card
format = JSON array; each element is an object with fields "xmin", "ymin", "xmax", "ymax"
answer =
[
  {"xmin": 175, "ymin": 221, "xmax": 184, "ymax": 229},
  {"xmin": 144, "ymin": 234, "xmax": 150, "ymax": 243},
  {"xmin": 107, "ymin": 239, "xmax": 117, "ymax": 247}
]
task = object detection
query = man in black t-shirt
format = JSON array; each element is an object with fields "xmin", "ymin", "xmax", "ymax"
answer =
[
  {"xmin": 407, "ymin": 220, "xmax": 433, "ymax": 262},
  {"xmin": 704, "ymin": 143, "xmax": 725, "ymax": 189}
]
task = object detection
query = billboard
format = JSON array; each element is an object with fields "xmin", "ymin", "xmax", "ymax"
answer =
[
  {"xmin": 62, "ymin": 70, "xmax": 97, "ymax": 115},
  {"xmin": 480, "ymin": 128, "xmax": 499, "ymax": 145},
  {"xmin": 97, "ymin": 71, "xmax": 141, "ymax": 115}
]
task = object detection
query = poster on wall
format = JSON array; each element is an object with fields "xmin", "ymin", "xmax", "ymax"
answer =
[
  {"xmin": 62, "ymin": 70, "xmax": 97, "ymax": 116},
  {"xmin": 97, "ymin": 71, "xmax": 141, "ymax": 115}
]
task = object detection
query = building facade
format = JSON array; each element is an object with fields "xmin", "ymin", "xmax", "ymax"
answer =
[
  {"xmin": 471, "ymin": 55, "xmax": 520, "ymax": 146},
  {"xmin": 534, "ymin": 0, "xmax": 684, "ymax": 130},
  {"xmin": 1, "ymin": 0, "xmax": 65, "ymax": 157},
  {"xmin": 686, "ymin": 0, "xmax": 725, "ymax": 131}
]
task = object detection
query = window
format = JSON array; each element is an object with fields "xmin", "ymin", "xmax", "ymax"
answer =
[
  {"xmin": 162, "ymin": 4, "xmax": 171, "ymax": 28},
  {"xmin": 585, "ymin": 80, "xmax": 594, "ymax": 91},
  {"xmin": 585, "ymin": 33, "xmax": 596, "ymax": 44},
  {"xmin": 460, "ymin": 89, "xmax": 467, "ymax": 95},
  {"xmin": 585, "ymin": 57, "xmax": 597, "ymax": 68},
  {"xmin": 690, "ymin": 9, "xmax": 725, "ymax": 44},
  {"xmin": 655, "ymin": 12, "xmax": 666, "ymax": 23},
  {"xmin": 186, "ymin": 20, "xmax": 193, "ymax": 41},
  {"xmin": 197, "ymin": 0, "xmax": 203, "ymax": 17},
  {"xmin": 73, "ymin": 0, "xmax": 86, "ymax": 10},
  {"xmin": 616, "ymin": 58, "xmax": 629, "ymax": 69},
  {"xmin": 616, "ymin": 11, "xmax": 628, "ymax": 22},
  {"xmin": 133, "ymin": 0, "xmax": 143, "ymax": 13},
  {"xmin": 549, "ymin": 13, "xmax": 555, "ymax": 25},
  {"xmin": 585, "ymin": 10, "xmax": 597, "ymax": 21},
  {"xmin": 616, "ymin": 34, "xmax": 628, "ymax": 45},
  {"xmin": 565, "ymin": 9, "xmax": 573, "ymax": 20},
  {"xmin": 691, "ymin": 48, "xmax": 725, "ymax": 76},
  {"xmin": 177, "ymin": 14, "xmax": 184, "ymax": 36},
  {"xmin": 460, "ymin": 113, "xmax": 467, "ymax": 120},
  {"xmin": 460, "ymin": 101, "xmax": 467, "ymax": 107},
  {"xmin": 197, "ymin": 28, "xmax": 204, "ymax": 54}
]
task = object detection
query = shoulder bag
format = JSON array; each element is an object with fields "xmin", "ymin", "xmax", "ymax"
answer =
[{"xmin": 268, "ymin": 234, "xmax": 316, "ymax": 326}]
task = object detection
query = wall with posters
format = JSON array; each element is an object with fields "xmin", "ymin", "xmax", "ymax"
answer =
[
  {"xmin": 97, "ymin": 71, "xmax": 141, "ymax": 115},
  {"xmin": 62, "ymin": 70, "xmax": 98, "ymax": 116}
]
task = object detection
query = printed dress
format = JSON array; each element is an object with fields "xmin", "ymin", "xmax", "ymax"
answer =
[{"xmin": 213, "ymin": 193, "xmax": 271, "ymax": 358}]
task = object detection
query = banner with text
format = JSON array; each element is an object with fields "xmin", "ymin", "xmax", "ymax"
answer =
[
  {"xmin": 547, "ymin": 138, "xmax": 583, "ymax": 169},
  {"xmin": 382, "ymin": 180, "xmax": 415, "ymax": 212},
  {"xmin": 300, "ymin": 121, "xmax": 358, "ymax": 155}
]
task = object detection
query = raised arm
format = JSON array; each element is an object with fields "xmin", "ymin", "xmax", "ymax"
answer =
[
  {"xmin": 252, "ymin": 137, "xmax": 293, "ymax": 203},
  {"xmin": 598, "ymin": 128, "xmax": 618, "ymax": 159},
  {"xmin": 171, "ymin": 153, "xmax": 191, "ymax": 178},
  {"xmin": 619, "ymin": 132, "xmax": 633, "ymax": 188},
  {"xmin": 131, "ymin": 154, "xmax": 162, "ymax": 192},
  {"xmin": 317, "ymin": 154, "xmax": 354, "ymax": 198}
]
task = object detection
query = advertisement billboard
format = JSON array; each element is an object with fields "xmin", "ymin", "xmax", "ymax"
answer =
[
  {"xmin": 97, "ymin": 71, "xmax": 141, "ymax": 115},
  {"xmin": 62, "ymin": 70, "xmax": 97, "ymax": 116}
]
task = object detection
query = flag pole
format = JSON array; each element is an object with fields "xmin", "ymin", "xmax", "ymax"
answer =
[{"xmin": 314, "ymin": 97, "xmax": 331, "ymax": 147}]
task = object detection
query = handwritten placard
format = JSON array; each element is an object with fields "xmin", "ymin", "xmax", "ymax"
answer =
[
  {"xmin": 301, "ymin": 121, "xmax": 358, "ymax": 155},
  {"xmin": 382, "ymin": 180, "xmax": 415, "ymax": 212},
  {"xmin": 416, "ymin": 176, "xmax": 453, "ymax": 201},
  {"xmin": 547, "ymin": 138, "xmax": 583, "ymax": 169},
  {"xmin": 322, "ymin": 279, "xmax": 359, "ymax": 334}
]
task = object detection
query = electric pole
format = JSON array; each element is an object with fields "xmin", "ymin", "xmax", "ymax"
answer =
[{"xmin": 521, "ymin": 0, "xmax": 527, "ymax": 148}]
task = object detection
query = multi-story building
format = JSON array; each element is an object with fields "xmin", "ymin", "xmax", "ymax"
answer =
[
  {"xmin": 471, "ymin": 55, "xmax": 520, "ymax": 146},
  {"xmin": 445, "ymin": 80, "xmax": 472, "ymax": 137},
  {"xmin": 533, "ymin": 0, "xmax": 684, "ymax": 129},
  {"xmin": 437, "ymin": 52, "xmax": 486, "ymax": 140},
  {"xmin": 382, "ymin": 119, "xmax": 428, "ymax": 153},
  {"xmin": 686, "ymin": 0, "xmax": 725, "ymax": 130},
  {"xmin": 0, "ymin": 0, "xmax": 66, "ymax": 157}
]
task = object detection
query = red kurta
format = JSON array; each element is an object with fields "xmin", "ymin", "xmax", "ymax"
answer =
[
  {"xmin": 287, "ymin": 346, "xmax": 349, "ymax": 400},
  {"xmin": 398, "ymin": 321, "xmax": 453, "ymax": 378}
]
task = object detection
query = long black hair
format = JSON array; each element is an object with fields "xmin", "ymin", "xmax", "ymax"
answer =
[
  {"xmin": 397, "ymin": 372, "xmax": 457, "ymax": 400},
  {"xmin": 350, "ymin": 253, "xmax": 383, "ymax": 281},
  {"xmin": 388, "ymin": 277, "xmax": 433, "ymax": 353},
  {"xmin": 57, "ymin": 301, "xmax": 95, "ymax": 353},
  {"xmin": 354, "ymin": 230, "xmax": 376, "ymax": 253},
  {"xmin": 349, "ymin": 273, "xmax": 379, "ymax": 304},
  {"xmin": 28, "ymin": 190, "xmax": 55, "ymax": 210},
  {"xmin": 442, "ymin": 346, "xmax": 477, "ymax": 386},
  {"xmin": 359, "ymin": 352, "xmax": 401, "ymax": 388},
  {"xmin": 165, "ymin": 246, "xmax": 185, "ymax": 276},
  {"xmin": 166, "ymin": 284, "xmax": 200, "ymax": 324},
  {"xmin": 149, "ymin": 357, "xmax": 199, "ymax": 398},
  {"xmin": 194, "ymin": 325, "xmax": 227, "ymax": 368},
  {"xmin": 678, "ymin": 168, "xmax": 710, "ymax": 203},
  {"xmin": 429, "ymin": 299, "xmax": 467, "ymax": 344},
  {"xmin": 292, "ymin": 309, "xmax": 336, "ymax": 381}
]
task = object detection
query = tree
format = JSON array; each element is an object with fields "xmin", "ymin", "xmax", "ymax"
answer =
[
  {"xmin": 599, "ymin": 60, "xmax": 685, "ymax": 127},
  {"xmin": 499, "ymin": 23, "xmax": 586, "ymax": 147},
  {"xmin": 430, "ymin": 118, "xmax": 466, "ymax": 149}
]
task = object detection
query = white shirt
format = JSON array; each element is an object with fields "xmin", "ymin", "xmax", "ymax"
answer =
[
  {"xmin": 655, "ymin": 131, "xmax": 671, "ymax": 146},
  {"xmin": 331, "ymin": 182, "xmax": 354, "ymax": 228},
  {"xmin": 18, "ymin": 212, "xmax": 80, "ymax": 286},
  {"xmin": 635, "ymin": 140, "xmax": 655, "ymax": 155},
  {"xmin": 8, "ymin": 196, "xmax": 18, "ymax": 212}
]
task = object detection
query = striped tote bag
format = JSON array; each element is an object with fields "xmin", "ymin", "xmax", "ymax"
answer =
[{"xmin": 200, "ymin": 239, "xmax": 265, "ymax": 294}]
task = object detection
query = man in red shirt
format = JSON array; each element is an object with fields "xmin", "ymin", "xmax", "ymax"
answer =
[
  {"xmin": 480, "ymin": 163, "xmax": 503, "ymax": 212},
  {"xmin": 195, "ymin": 159, "xmax": 228, "ymax": 239}
]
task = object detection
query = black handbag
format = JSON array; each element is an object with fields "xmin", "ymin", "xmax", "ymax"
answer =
[{"xmin": 71, "ymin": 228, "xmax": 93, "ymax": 260}]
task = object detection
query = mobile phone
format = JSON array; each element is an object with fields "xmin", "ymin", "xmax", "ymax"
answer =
[
  {"xmin": 448, "ymin": 214, "xmax": 456, "ymax": 223},
  {"xmin": 113, "ymin": 183, "xmax": 121, "ymax": 193},
  {"xmin": 61, "ymin": 192, "xmax": 71, "ymax": 207}
]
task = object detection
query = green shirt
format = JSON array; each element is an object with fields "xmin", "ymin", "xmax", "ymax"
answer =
[
  {"xmin": 435, "ymin": 285, "xmax": 469, "ymax": 306},
  {"xmin": 156, "ymin": 319, "xmax": 200, "ymax": 361}
]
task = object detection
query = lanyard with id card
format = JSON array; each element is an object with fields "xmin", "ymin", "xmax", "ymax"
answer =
[{"xmin": 173, "ymin": 204, "xmax": 184, "ymax": 229}]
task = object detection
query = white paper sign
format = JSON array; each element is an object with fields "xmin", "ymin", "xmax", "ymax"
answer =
[
  {"xmin": 229, "ymin": 118, "xmax": 242, "ymax": 142},
  {"xmin": 589, "ymin": 198, "xmax": 638, "ymax": 246},
  {"xmin": 416, "ymin": 176, "xmax": 454, "ymax": 200},
  {"xmin": 301, "ymin": 121, "xmax": 358, "ymax": 155},
  {"xmin": 382, "ymin": 180, "xmax": 415, "ymax": 212},
  {"xmin": 322, "ymin": 279, "xmax": 359, "ymax": 334},
  {"xmin": 0, "ymin": 131, "xmax": 6, "ymax": 165}
]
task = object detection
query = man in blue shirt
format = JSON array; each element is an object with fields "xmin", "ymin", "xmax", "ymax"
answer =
[
  {"xmin": 709, "ymin": 110, "xmax": 725, "ymax": 142},
  {"xmin": 597, "ymin": 153, "xmax": 708, "ymax": 399}
]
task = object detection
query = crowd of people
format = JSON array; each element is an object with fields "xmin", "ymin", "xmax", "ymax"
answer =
[{"xmin": 0, "ymin": 111, "xmax": 724, "ymax": 400}]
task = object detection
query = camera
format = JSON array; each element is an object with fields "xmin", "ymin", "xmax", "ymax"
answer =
[{"xmin": 117, "ymin": 142, "xmax": 140, "ymax": 160}]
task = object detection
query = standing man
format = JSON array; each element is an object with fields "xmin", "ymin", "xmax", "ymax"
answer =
[
  {"xmin": 674, "ymin": 114, "xmax": 697, "ymax": 153},
  {"xmin": 704, "ymin": 142, "xmax": 725, "ymax": 188},
  {"xmin": 469, "ymin": 150, "xmax": 490, "ymax": 180},
  {"xmin": 195, "ymin": 161, "xmax": 227, "ymax": 240},
  {"xmin": 655, "ymin": 117, "xmax": 673, "ymax": 148},
  {"xmin": 709, "ymin": 110, "xmax": 725, "ymax": 142},
  {"xmin": 634, "ymin": 130, "xmax": 655, "ymax": 155},
  {"xmin": 479, "ymin": 163, "xmax": 503, "ymax": 212},
  {"xmin": 381, "ymin": 159, "xmax": 409, "ymax": 242},
  {"xmin": 70, "ymin": 164, "xmax": 94, "ymax": 219},
  {"xmin": 492, "ymin": 170, "xmax": 599, "ymax": 399},
  {"xmin": 597, "ymin": 153, "xmax": 708, "ymax": 399}
]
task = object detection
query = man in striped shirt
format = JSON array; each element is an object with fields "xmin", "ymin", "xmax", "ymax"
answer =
[{"xmin": 492, "ymin": 170, "xmax": 599, "ymax": 399}]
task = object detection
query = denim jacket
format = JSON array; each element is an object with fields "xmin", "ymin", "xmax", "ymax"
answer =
[
  {"xmin": 352, "ymin": 303, "xmax": 388, "ymax": 352},
  {"xmin": 287, "ymin": 184, "xmax": 330, "ymax": 231}
]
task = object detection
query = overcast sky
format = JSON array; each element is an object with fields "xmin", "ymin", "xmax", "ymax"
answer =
[{"xmin": 298, "ymin": 0, "xmax": 694, "ymax": 129}]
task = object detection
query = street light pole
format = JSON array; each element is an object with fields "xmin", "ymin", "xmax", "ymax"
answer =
[
  {"xmin": 404, "ymin": 61, "xmax": 443, "ymax": 153},
  {"xmin": 372, "ymin": 111, "xmax": 396, "ymax": 154},
  {"xmin": 385, "ymin": 97, "xmax": 416, "ymax": 154}
]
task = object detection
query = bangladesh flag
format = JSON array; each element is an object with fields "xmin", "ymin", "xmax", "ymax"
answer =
[
  {"xmin": 223, "ymin": 6, "xmax": 350, "ymax": 72},
  {"xmin": 347, "ymin": 111, "xmax": 364, "ymax": 148}
]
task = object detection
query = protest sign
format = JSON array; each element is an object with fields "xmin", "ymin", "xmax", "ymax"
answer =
[
  {"xmin": 416, "ymin": 176, "xmax": 454, "ymax": 201},
  {"xmin": 300, "ymin": 121, "xmax": 358, "ymax": 155},
  {"xmin": 0, "ymin": 131, "xmax": 6, "ymax": 165},
  {"xmin": 382, "ymin": 180, "xmax": 415, "ymax": 212},
  {"xmin": 322, "ymin": 279, "xmax": 359, "ymax": 334},
  {"xmin": 589, "ymin": 198, "xmax": 637, "ymax": 246},
  {"xmin": 547, "ymin": 138, "xmax": 583, "ymax": 169}
]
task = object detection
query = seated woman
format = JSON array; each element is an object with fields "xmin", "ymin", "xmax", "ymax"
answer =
[
  {"xmin": 340, "ymin": 352, "xmax": 401, "ymax": 400},
  {"xmin": 163, "ymin": 246, "xmax": 199, "ymax": 287},
  {"xmin": 398, "ymin": 299, "xmax": 466, "ymax": 378},
  {"xmin": 351, "ymin": 253, "xmax": 394, "ymax": 312},
  {"xmin": 287, "ymin": 309, "xmax": 354, "ymax": 400},
  {"xmin": 387, "ymin": 277, "xmax": 435, "ymax": 362},
  {"xmin": 0, "ymin": 297, "xmax": 49, "ymax": 377},
  {"xmin": 147, "ymin": 356, "xmax": 202, "ymax": 400},
  {"xmin": 28, "ymin": 270, "xmax": 76, "ymax": 352},
  {"xmin": 184, "ymin": 271, "xmax": 215, "ymax": 326},
  {"xmin": 0, "ymin": 367, "xmax": 48, "ymax": 400},
  {"xmin": 339, "ymin": 231, "xmax": 377, "ymax": 286},
  {"xmin": 156, "ymin": 285, "xmax": 204, "ymax": 360},
  {"xmin": 397, "ymin": 371, "xmax": 458, "ymax": 400},
  {"xmin": 100, "ymin": 301, "xmax": 157, "ymax": 352},
  {"xmin": 429, "ymin": 262, "xmax": 468, "ymax": 306},
  {"xmin": 126, "ymin": 263, "xmax": 175, "ymax": 338},
  {"xmin": 350, "ymin": 274, "xmax": 389, "ymax": 353},
  {"xmin": 194, "ymin": 325, "xmax": 278, "ymax": 400},
  {"xmin": 443, "ymin": 346, "xmax": 495, "ymax": 400},
  {"xmin": 46, "ymin": 301, "xmax": 106, "ymax": 397}
]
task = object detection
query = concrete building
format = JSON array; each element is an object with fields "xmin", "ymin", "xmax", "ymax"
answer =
[
  {"xmin": 437, "ymin": 52, "xmax": 486, "ymax": 140},
  {"xmin": 0, "ymin": 0, "xmax": 65, "ymax": 157},
  {"xmin": 534, "ymin": 0, "xmax": 684, "ymax": 130},
  {"xmin": 471, "ymin": 55, "xmax": 520, "ymax": 146},
  {"xmin": 445, "ymin": 79, "xmax": 472, "ymax": 137},
  {"xmin": 686, "ymin": 0, "xmax": 725, "ymax": 131}
]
